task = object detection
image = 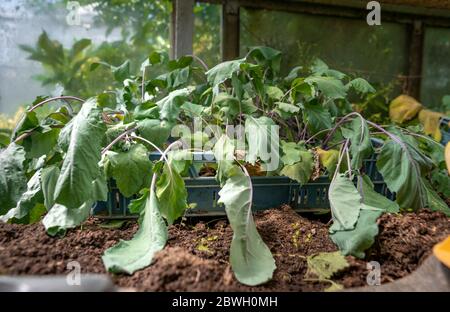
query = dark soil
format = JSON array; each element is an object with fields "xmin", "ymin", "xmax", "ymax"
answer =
[{"xmin": 1, "ymin": 206, "xmax": 449, "ymax": 291}]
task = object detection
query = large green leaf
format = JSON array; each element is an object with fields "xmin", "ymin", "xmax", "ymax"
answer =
[
  {"xmin": 43, "ymin": 201, "xmax": 93, "ymax": 236},
  {"xmin": 2, "ymin": 169, "xmax": 44, "ymax": 221},
  {"xmin": 341, "ymin": 118, "xmax": 373, "ymax": 169},
  {"xmin": 0, "ymin": 143, "xmax": 27, "ymax": 215},
  {"xmin": 376, "ymin": 136, "xmax": 431, "ymax": 210},
  {"xmin": 54, "ymin": 99, "xmax": 106, "ymax": 208},
  {"xmin": 423, "ymin": 178, "xmax": 450, "ymax": 216},
  {"xmin": 106, "ymin": 144, "xmax": 153, "ymax": 197},
  {"xmin": 304, "ymin": 76, "xmax": 346, "ymax": 99},
  {"xmin": 156, "ymin": 162, "xmax": 188, "ymax": 225},
  {"xmin": 156, "ymin": 87, "xmax": 192, "ymax": 122},
  {"xmin": 22, "ymin": 128, "xmax": 59, "ymax": 159},
  {"xmin": 217, "ymin": 165, "xmax": 276, "ymax": 286},
  {"xmin": 102, "ymin": 188, "xmax": 167, "ymax": 274},
  {"xmin": 136, "ymin": 119, "xmax": 171, "ymax": 149},
  {"xmin": 345, "ymin": 78, "xmax": 375, "ymax": 94},
  {"xmin": 280, "ymin": 143, "xmax": 314, "ymax": 184},
  {"xmin": 302, "ymin": 102, "xmax": 332, "ymax": 136},
  {"xmin": 358, "ymin": 175, "xmax": 399, "ymax": 213},
  {"xmin": 213, "ymin": 135, "xmax": 235, "ymax": 185},
  {"xmin": 329, "ymin": 174, "xmax": 361, "ymax": 231},
  {"xmin": 206, "ymin": 58, "xmax": 246, "ymax": 87}
]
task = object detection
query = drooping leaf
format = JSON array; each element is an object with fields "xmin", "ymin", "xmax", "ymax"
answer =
[
  {"xmin": 376, "ymin": 135, "xmax": 431, "ymax": 210},
  {"xmin": 128, "ymin": 188, "xmax": 149, "ymax": 215},
  {"xmin": 307, "ymin": 251, "xmax": 349, "ymax": 279},
  {"xmin": 389, "ymin": 95, "xmax": 422, "ymax": 124},
  {"xmin": 22, "ymin": 128, "xmax": 59, "ymax": 159},
  {"xmin": 102, "ymin": 188, "xmax": 167, "ymax": 274},
  {"xmin": 156, "ymin": 162, "xmax": 188, "ymax": 225},
  {"xmin": 217, "ymin": 165, "xmax": 276, "ymax": 286},
  {"xmin": 136, "ymin": 119, "xmax": 171, "ymax": 148},
  {"xmin": 41, "ymin": 165, "xmax": 60, "ymax": 210},
  {"xmin": 54, "ymin": 99, "xmax": 106, "ymax": 208},
  {"xmin": 43, "ymin": 201, "xmax": 93, "ymax": 236},
  {"xmin": 206, "ymin": 58, "xmax": 246, "ymax": 87},
  {"xmin": 329, "ymin": 174, "xmax": 362, "ymax": 231},
  {"xmin": 156, "ymin": 87, "xmax": 192, "ymax": 122},
  {"xmin": 2, "ymin": 169, "xmax": 44, "ymax": 221},
  {"xmin": 423, "ymin": 178, "xmax": 450, "ymax": 216},
  {"xmin": 106, "ymin": 144, "xmax": 153, "ymax": 198},
  {"xmin": 330, "ymin": 207, "xmax": 382, "ymax": 259},
  {"xmin": 358, "ymin": 175, "xmax": 399, "ymax": 213},
  {"xmin": 245, "ymin": 116, "xmax": 279, "ymax": 171},
  {"xmin": 213, "ymin": 134, "xmax": 235, "ymax": 184},
  {"xmin": 0, "ymin": 143, "xmax": 27, "ymax": 215},
  {"xmin": 341, "ymin": 117, "xmax": 373, "ymax": 169}
]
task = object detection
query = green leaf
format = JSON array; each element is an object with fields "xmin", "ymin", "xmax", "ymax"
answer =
[
  {"xmin": 376, "ymin": 136, "xmax": 431, "ymax": 210},
  {"xmin": 92, "ymin": 167, "xmax": 108, "ymax": 202},
  {"xmin": 307, "ymin": 251, "xmax": 349, "ymax": 279},
  {"xmin": 54, "ymin": 98, "xmax": 106, "ymax": 208},
  {"xmin": 329, "ymin": 174, "xmax": 362, "ymax": 231},
  {"xmin": 303, "ymin": 102, "xmax": 332, "ymax": 136},
  {"xmin": 206, "ymin": 58, "xmax": 246, "ymax": 86},
  {"xmin": 217, "ymin": 165, "xmax": 276, "ymax": 286},
  {"xmin": 247, "ymin": 46, "xmax": 282, "ymax": 74},
  {"xmin": 4, "ymin": 169, "xmax": 44, "ymax": 221},
  {"xmin": 213, "ymin": 135, "xmax": 235, "ymax": 184},
  {"xmin": 279, "ymin": 143, "xmax": 314, "ymax": 184},
  {"xmin": 275, "ymin": 102, "xmax": 300, "ymax": 114},
  {"xmin": 245, "ymin": 116, "xmax": 279, "ymax": 170},
  {"xmin": 180, "ymin": 101, "xmax": 204, "ymax": 118},
  {"xmin": 341, "ymin": 117, "xmax": 373, "ymax": 169},
  {"xmin": 330, "ymin": 207, "xmax": 381, "ymax": 259},
  {"xmin": 102, "ymin": 188, "xmax": 167, "ymax": 274},
  {"xmin": 137, "ymin": 119, "xmax": 171, "ymax": 148},
  {"xmin": 156, "ymin": 162, "xmax": 188, "ymax": 225},
  {"xmin": 345, "ymin": 78, "xmax": 375, "ymax": 94},
  {"xmin": 128, "ymin": 188, "xmax": 149, "ymax": 215},
  {"xmin": 23, "ymin": 128, "xmax": 59, "ymax": 159},
  {"xmin": 106, "ymin": 144, "xmax": 153, "ymax": 197},
  {"xmin": 431, "ymin": 169, "xmax": 450, "ymax": 198},
  {"xmin": 43, "ymin": 201, "xmax": 93, "ymax": 236},
  {"xmin": 0, "ymin": 143, "xmax": 27, "ymax": 215},
  {"xmin": 423, "ymin": 178, "xmax": 450, "ymax": 216},
  {"xmin": 265, "ymin": 86, "xmax": 284, "ymax": 100},
  {"xmin": 156, "ymin": 88, "xmax": 192, "ymax": 122},
  {"xmin": 112, "ymin": 60, "xmax": 130, "ymax": 82},
  {"xmin": 304, "ymin": 76, "xmax": 346, "ymax": 99},
  {"xmin": 41, "ymin": 165, "xmax": 60, "ymax": 210},
  {"xmin": 358, "ymin": 175, "xmax": 399, "ymax": 213}
]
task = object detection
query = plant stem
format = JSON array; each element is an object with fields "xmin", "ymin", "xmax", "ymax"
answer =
[
  {"xmin": 27, "ymin": 96, "xmax": 84, "ymax": 112},
  {"xmin": 101, "ymin": 127, "xmax": 138, "ymax": 155}
]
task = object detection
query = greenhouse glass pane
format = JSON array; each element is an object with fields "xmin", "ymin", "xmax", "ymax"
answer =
[
  {"xmin": 194, "ymin": 2, "xmax": 221, "ymax": 68},
  {"xmin": 421, "ymin": 27, "xmax": 450, "ymax": 110},
  {"xmin": 0, "ymin": 0, "xmax": 171, "ymax": 115},
  {"xmin": 240, "ymin": 8, "xmax": 408, "ymax": 90}
]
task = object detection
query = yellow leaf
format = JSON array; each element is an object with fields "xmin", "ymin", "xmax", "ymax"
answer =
[
  {"xmin": 418, "ymin": 109, "xmax": 444, "ymax": 142},
  {"xmin": 389, "ymin": 95, "xmax": 422, "ymax": 124},
  {"xmin": 445, "ymin": 142, "xmax": 450, "ymax": 175},
  {"xmin": 316, "ymin": 148, "xmax": 339, "ymax": 174},
  {"xmin": 433, "ymin": 235, "xmax": 450, "ymax": 269}
]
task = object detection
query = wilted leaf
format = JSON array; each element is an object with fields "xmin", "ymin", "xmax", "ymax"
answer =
[
  {"xmin": 206, "ymin": 58, "xmax": 246, "ymax": 86},
  {"xmin": 389, "ymin": 95, "xmax": 422, "ymax": 124},
  {"xmin": 137, "ymin": 119, "xmax": 171, "ymax": 148},
  {"xmin": 245, "ymin": 116, "xmax": 279, "ymax": 170},
  {"xmin": 102, "ymin": 188, "xmax": 167, "ymax": 274},
  {"xmin": 358, "ymin": 175, "xmax": 399, "ymax": 213},
  {"xmin": 316, "ymin": 148, "xmax": 339, "ymax": 176},
  {"xmin": 307, "ymin": 251, "xmax": 349, "ymax": 279},
  {"xmin": 43, "ymin": 201, "xmax": 93, "ymax": 236},
  {"xmin": 40, "ymin": 165, "xmax": 60, "ymax": 210},
  {"xmin": 54, "ymin": 99, "xmax": 106, "ymax": 208},
  {"xmin": 329, "ymin": 174, "xmax": 362, "ymax": 231},
  {"xmin": 341, "ymin": 118, "xmax": 373, "ymax": 169},
  {"xmin": 0, "ymin": 143, "xmax": 27, "ymax": 215},
  {"xmin": 418, "ymin": 109, "xmax": 444, "ymax": 142},
  {"xmin": 156, "ymin": 162, "xmax": 188, "ymax": 225},
  {"xmin": 345, "ymin": 78, "xmax": 375, "ymax": 95},
  {"xmin": 218, "ymin": 165, "xmax": 276, "ymax": 286},
  {"xmin": 303, "ymin": 102, "xmax": 332, "ymax": 136},
  {"xmin": 106, "ymin": 144, "xmax": 153, "ymax": 198},
  {"xmin": 156, "ymin": 87, "xmax": 192, "ymax": 122}
]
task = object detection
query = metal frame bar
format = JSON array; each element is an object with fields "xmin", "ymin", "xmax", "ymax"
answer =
[{"xmin": 172, "ymin": 0, "xmax": 450, "ymax": 99}]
